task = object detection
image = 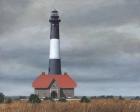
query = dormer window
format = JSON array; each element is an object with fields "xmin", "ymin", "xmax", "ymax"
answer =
[{"xmin": 52, "ymin": 84, "xmax": 55, "ymax": 87}]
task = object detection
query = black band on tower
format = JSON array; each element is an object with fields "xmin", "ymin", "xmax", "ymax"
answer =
[
  {"xmin": 49, "ymin": 59, "xmax": 61, "ymax": 74},
  {"xmin": 50, "ymin": 23, "xmax": 60, "ymax": 39},
  {"xmin": 49, "ymin": 10, "xmax": 61, "ymax": 39}
]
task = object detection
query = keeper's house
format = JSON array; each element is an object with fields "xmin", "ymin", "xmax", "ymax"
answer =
[{"xmin": 32, "ymin": 72, "xmax": 76, "ymax": 98}]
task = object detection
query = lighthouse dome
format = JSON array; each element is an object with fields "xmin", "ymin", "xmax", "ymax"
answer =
[{"xmin": 51, "ymin": 9, "xmax": 59, "ymax": 16}]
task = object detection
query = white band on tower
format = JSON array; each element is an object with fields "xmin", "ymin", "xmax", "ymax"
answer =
[{"xmin": 49, "ymin": 39, "xmax": 60, "ymax": 59}]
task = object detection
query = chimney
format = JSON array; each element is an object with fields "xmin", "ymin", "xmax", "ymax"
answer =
[
  {"xmin": 64, "ymin": 72, "xmax": 68, "ymax": 75},
  {"xmin": 42, "ymin": 72, "xmax": 45, "ymax": 75}
]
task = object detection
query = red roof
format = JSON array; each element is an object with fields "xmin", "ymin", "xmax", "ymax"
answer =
[{"xmin": 32, "ymin": 73, "xmax": 77, "ymax": 89}]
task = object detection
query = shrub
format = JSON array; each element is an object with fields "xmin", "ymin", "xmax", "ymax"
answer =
[
  {"xmin": 0, "ymin": 93, "xmax": 4, "ymax": 103},
  {"xmin": 119, "ymin": 96, "xmax": 124, "ymax": 100},
  {"xmin": 44, "ymin": 97, "xmax": 49, "ymax": 100},
  {"xmin": 106, "ymin": 95, "xmax": 114, "ymax": 99},
  {"xmin": 29, "ymin": 94, "xmax": 41, "ymax": 103},
  {"xmin": 91, "ymin": 96, "xmax": 97, "ymax": 99},
  {"xmin": 59, "ymin": 97, "xmax": 67, "ymax": 102},
  {"xmin": 80, "ymin": 96, "xmax": 90, "ymax": 103},
  {"xmin": 44, "ymin": 97, "xmax": 55, "ymax": 102},
  {"xmin": 19, "ymin": 96, "xmax": 27, "ymax": 99},
  {"xmin": 134, "ymin": 96, "xmax": 140, "ymax": 100},
  {"xmin": 5, "ymin": 98, "xmax": 12, "ymax": 104}
]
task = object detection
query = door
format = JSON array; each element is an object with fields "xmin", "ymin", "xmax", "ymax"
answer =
[{"xmin": 51, "ymin": 91, "xmax": 57, "ymax": 98}]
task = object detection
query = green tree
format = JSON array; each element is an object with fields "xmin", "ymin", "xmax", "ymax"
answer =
[
  {"xmin": 0, "ymin": 93, "xmax": 4, "ymax": 103},
  {"xmin": 80, "ymin": 96, "xmax": 90, "ymax": 103},
  {"xmin": 29, "ymin": 94, "xmax": 41, "ymax": 103}
]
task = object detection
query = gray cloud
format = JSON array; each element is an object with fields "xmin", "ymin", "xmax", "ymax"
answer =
[
  {"xmin": 61, "ymin": 0, "xmax": 140, "ymax": 30},
  {"xmin": 0, "ymin": 0, "xmax": 31, "ymax": 34},
  {"xmin": 0, "ymin": 0, "xmax": 140, "ymax": 96}
]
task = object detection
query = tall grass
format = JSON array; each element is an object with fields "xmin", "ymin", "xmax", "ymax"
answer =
[{"xmin": 0, "ymin": 99, "xmax": 140, "ymax": 112}]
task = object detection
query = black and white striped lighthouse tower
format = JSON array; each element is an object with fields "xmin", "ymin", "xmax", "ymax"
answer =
[{"xmin": 48, "ymin": 10, "xmax": 61, "ymax": 74}]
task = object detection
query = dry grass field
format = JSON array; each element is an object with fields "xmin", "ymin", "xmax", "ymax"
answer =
[{"xmin": 0, "ymin": 99, "xmax": 140, "ymax": 112}]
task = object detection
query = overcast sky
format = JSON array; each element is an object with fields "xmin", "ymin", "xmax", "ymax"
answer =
[{"xmin": 0, "ymin": 0, "xmax": 140, "ymax": 96}]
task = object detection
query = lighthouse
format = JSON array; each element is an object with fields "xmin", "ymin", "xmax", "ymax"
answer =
[
  {"xmin": 49, "ymin": 10, "xmax": 61, "ymax": 74},
  {"xmin": 32, "ymin": 10, "xmax": 77, "ymax": 99}
]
